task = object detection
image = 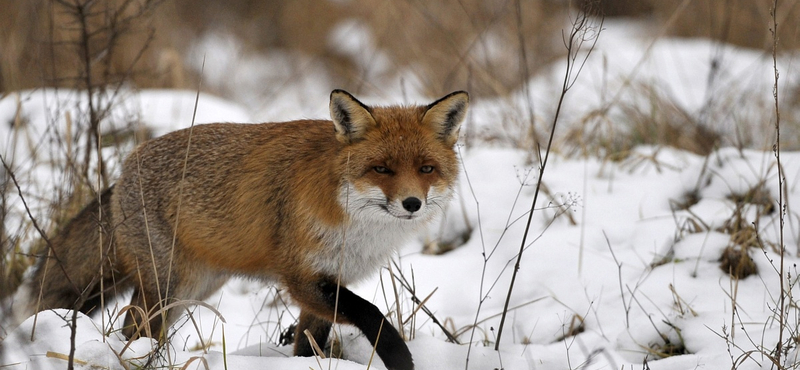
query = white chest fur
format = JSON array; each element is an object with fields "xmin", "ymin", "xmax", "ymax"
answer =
[
  {"xmin": 307, "ymin": 210, "xmax": 424, "ymax": 284},
  {"xmin": 305, "ymin": 185, "xmax": 444, "ymax": 284}
]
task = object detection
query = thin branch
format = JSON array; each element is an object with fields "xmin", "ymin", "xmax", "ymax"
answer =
[
  {"xmin": 0, "ymin": 155, "xmax": 78, "ymax": 294},
  {"xmin": 494, "ymin": 4, "xmax": 603, "ymax": 350},
  {"xmin": 770, "ymin": 0, "xmax": 787, "ymax": 366},
  {"xmin": 389, "ymin": 261, "xmax": 459, "ymax": 344}
]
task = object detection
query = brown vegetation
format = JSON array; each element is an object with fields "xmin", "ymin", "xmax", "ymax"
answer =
[
  {"xmin": 4, "ymin": 0, "xmax": 796, "ymax": 99},
  {"xmin": 0, "ymin": 0, "xmax": 567, "ymax": 97}
]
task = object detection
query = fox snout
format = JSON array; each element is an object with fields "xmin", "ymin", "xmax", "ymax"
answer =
[
  {"xmin": 385, "ymin": 194, "xmax": 428, "ymax": 220},
  {"xmin": 401, "ymin": 197, "xmax": 422, "ymax": 213}
]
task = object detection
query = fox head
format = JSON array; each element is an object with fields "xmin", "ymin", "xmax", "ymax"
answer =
[{"xmin": 330, "ymin": 89, "xmax": 469, "ymax": 223}]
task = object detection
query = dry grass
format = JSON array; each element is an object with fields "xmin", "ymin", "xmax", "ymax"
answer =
[
  {"xmin": 6, "ymin": 0, "xmax": 796, "ymax": 100},
  {"xmin": 562, "ymin": 83, "xmax": 723, "ymax": 161},
  {"xmin": 0, "ymin": 0, "xmax": 171, "ymax": 92},
  {"xmin": 0, "ymin": 0, "xmax": 567, "ymax": 97},
  {"xmin": 585, "ymin": 0, "xmax": 800, "ymax": 52},
  {"xmin": 654, "ymin": 0, "xmax": 800, "ymax": 52},
  {"xmin": 719, "ymin": 245, "xmax": 758, "ymax": 279}
]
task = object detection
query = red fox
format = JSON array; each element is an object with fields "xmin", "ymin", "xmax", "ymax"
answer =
[{"xmin": 20, "ymin": 90, "xmax": 468, "ymax": 370}]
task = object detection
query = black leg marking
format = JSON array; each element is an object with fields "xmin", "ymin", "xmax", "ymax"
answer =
[{"xmin": 318, "ymin": 281, "xmax": 413, "ymax": 370}]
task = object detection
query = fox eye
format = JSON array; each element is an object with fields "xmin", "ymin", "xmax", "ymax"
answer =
[
  {"xmin": 373, "ymin": 166, "xmax": 392, "ymax": 174},
  {"xmin": 420, "ymin": 165, "xmax": 435, "ymax": 174}
]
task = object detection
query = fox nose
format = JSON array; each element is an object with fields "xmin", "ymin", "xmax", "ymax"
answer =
[{"xmin": 402, "ymin": 197, "xmax": 422, "ymax": 213}]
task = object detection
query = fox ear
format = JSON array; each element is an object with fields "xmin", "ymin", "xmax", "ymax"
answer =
[
  {"xmin": 330, "ymin": 89, "xmax": 376, "ymax": 144},
  {"xmin": 423, "ymin": 91, "xmax": 469, "ymax": 146}
]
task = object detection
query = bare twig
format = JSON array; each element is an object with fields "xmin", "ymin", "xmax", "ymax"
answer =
[
  {"xmin": 387, "ymin": 262, "xmax": 405, "ymax": 341},
  {"xmin": 603, "ymin": 231, "xmax": 630, "ymax": 328},
  {"xmin": 770, "ymin": 0, "xmax": 787, "ymax": 365},
  {"xmin": 494, "ymin": 4, "xmax": 603, "ymax": 351},
  {"xmin": 0, "ymin": 156, "xmax": 82, "ymax": 302},
  {"xmin": 49, "ymin": 0, "xmax": 163, "ymax": 190}
]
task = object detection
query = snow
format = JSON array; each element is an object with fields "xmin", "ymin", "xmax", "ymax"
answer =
[{"xmin": 3, "ymin": 19, "xmax": 800, "ymax": 370}]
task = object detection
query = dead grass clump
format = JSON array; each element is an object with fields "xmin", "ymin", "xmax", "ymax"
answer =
[
  {"xmin": 643, "ymin": 321, "xmax": 690, "ymax": 360},
  {"xmin": 422, "ymin": 229, "xmax": 471, "ymax": 255},
  {"xmin": 670, "ymin": 190, "xmax": 701, "ymax": 212},
  {"xmin": 726, "ymin": 184, "xmax": 775, "ymax": 217},
  {"xmin": 715, "ymin": 183, "xmax": 776, "ymax": 279},
  {"xmin": 565, "ymin": 84, "xmax": 721, "ymax": 160},
  {"xmin": 647, "ymin": 338, "xmax": 689, "ymax": 359},
  {"xmin": 717, "ymin": 207, "xmax": 760, "ymax": 249},
  {"xmin": 617, "ymin": 87, "xmax": 720, "ymax": 156},
  {"xmin": 719, "ymin": 245, "xmax": 758, "ymax": 279}
]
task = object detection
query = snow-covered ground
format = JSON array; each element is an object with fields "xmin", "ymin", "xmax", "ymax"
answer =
[{"xmin": 2, "ymin": 20, "xmax": 800, "ymax": 370}]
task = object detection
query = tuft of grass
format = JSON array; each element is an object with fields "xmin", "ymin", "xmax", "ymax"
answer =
[
  {"xmin": 565, "ymin": 83, "xmax": 722, "ymax": 160},
  {"xmin": 726, "ymin": 183, "xmax": 775, "ymax": 217},
  {"xmin": 670, "ymin": 190, "xmax": 701, "ymax": 212},
  {"xmin": 646, "ymin": 337, "xmax": 689, "ymax": 360},
  {"xmin": 713, "ymin": 182, "xmax": 779, "ymax": 279},
  {"xmin": 719, "ymin": 245, "xmax": 758, "ymax": 279}
]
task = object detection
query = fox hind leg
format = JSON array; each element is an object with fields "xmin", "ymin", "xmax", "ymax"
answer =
[
  {"xmin": 121, "ymin": 261, "xmax": 228, "ymax": 340},
  {"xmin": 122, "ymin": 285, "xmax": 166, "ymax": 339}
]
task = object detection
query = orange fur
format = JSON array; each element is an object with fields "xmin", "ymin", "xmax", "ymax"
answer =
[{"xmin": 24, "ymin": 90, "xmax": 469, "ymax": 370}]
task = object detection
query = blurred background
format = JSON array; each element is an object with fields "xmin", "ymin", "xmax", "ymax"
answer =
[{"xmin": 2, "ymin": 0, "xmax": 798, "ymax": 102}]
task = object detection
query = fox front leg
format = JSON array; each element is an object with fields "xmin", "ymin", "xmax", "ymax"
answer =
[
  {"xmin": 294, "ymin": 310, "xmax": 333, "ymax": 357},
  {"xmin": 289, "ymin": 279, "xmax": 414, "ymax": 370}
]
